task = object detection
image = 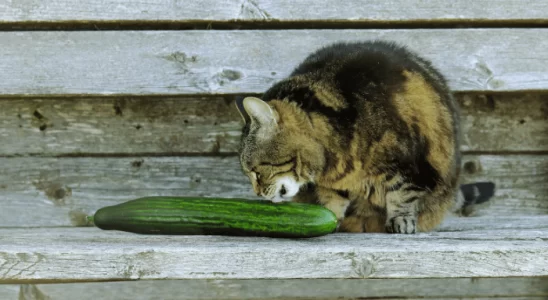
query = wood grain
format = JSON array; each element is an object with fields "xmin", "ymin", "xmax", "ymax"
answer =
[
  {"xmin": 458, "ymin": 93, "xmax": 548, "ymax": 152},
  {"xmin": 1, "ymin": 29, "xmax": 548, "ymax": 96},
  {"xmin": 1, "ymin": 0, "xmax": 547, "ymax": 24},
  {"xmin": 0, "ymin": 225, "xmax": 546, "ymax": 282},
  {"xmin": 0, "ymin": 155, "xmax": 545, "ymax": 228},
  {"xmin": 0, "ymin": 285, "xmax": 18, "ymax": 300},
  {"xmin": 0, "ymin": 93, "xmax": 545, "ymax": 156},
  {"xmin": 1, "ymin": 277, "xmax": 547, "ymax": 300},
  {"xmin": 0, "ymin": 96, "xmax": 241, "ymax": 155}
]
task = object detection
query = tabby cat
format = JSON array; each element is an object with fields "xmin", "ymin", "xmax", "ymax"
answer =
[{"xmin": 236, "ymin": 41, "xmax": 495, "ymax": 234}]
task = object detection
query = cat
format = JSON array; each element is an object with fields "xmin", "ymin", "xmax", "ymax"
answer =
[{"xmin": 235, "ymin": 41, "xmax": 495, "ymax": 234}]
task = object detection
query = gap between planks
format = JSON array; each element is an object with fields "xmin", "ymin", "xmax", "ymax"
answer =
[{"xmin": 3, "ymin": 20, "xmax": 548, "ymax": 31}]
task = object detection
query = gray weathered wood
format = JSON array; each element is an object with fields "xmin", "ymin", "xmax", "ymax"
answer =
[
  {"xmin": 0, "ymin": 285, "xmax": 18, "ymax": 300},
  {"xmin": 1, "ymin": 0, "xmax": 547, "ymax": 23},
  {"xmin": 0, "ymin": 96, "xmax": 241, "ymax": 155},
  {"xmin": 460, "ymin": 155, "xmax": 548, "ymax": 216},
  {"xmin": 0, "ymin": 93, "xmax": 545, "ymax": 156},
  {"xmin": 1, "ymin": 29, "xmax": 548, "ymax": 96},
  {"xmin": 1, "ymin": 277, "xmax": 547, "ymax": 300},
  {"xmin": 458, "ymin": 93, "xmax": 548, "ymax": 152},
  {"xmin": 0, "ymin": 155, "xmax": 545, "ymax": 228},
  {"xmin": 0, "ymin": 225, "xmax": 546, "ymax": 282}
]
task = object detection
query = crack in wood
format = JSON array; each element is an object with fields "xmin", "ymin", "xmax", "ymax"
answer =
[
  {"xmin": 238, "ymin": 0, "xmax": 271, "ymax": 20},
  {"xmin": 19, "ymin": 284, "xmax": 49, "ymax": 300},
  {"xmin": 2, "ymin": 260, "xmax": 20, "ymax": 278}
]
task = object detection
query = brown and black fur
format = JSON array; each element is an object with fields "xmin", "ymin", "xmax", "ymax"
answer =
[{"xmin": 236, "ymin": 41, "xmax": 495, "ymax": 233}]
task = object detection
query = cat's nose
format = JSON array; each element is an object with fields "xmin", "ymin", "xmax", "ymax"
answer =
[{"xmin": 279, "ymin": 185, "xmax": 287, "ymax": 196}]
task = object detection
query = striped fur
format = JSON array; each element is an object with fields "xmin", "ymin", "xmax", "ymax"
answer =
[{"xmin": 236, "ymin": 41, "xmax": 495, "ymax": 233}]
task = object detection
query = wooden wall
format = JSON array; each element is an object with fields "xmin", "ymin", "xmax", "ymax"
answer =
[
  {"xmin": 0, "ymin": 1, "xmax": 547, "ymax": 299},
  {"xmin": 0, "ymin": 4, "xmax": 546, "ymax": 227}
]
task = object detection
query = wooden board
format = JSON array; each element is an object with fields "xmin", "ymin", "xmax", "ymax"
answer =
[
  {"xmin": 0, "ymin": 223, "xmax": 547, "ymax": 282},
  {"xmin": 1, "ymin": 29, "xmax": 548, "ymax": 96},
  {"xmin": 458, "ymin": 93, "xmax": 548, "ymax": 152},
  {"xmin": 0, "ymin": 285, "xmax": 18, "ymax": 300},
  {"xmin": 0, "ymin": 93, "xmax": 546, "ymax": 156},
  {"xmin": 0, "ymin": 155, "xmax": 545, "ymax": 228},
  {"xmin": 2, "ymin": 277, "xmax": 547, "ymax": 300},
  {"xmin": 1, "ymin": 0, "xmax": 547, "ymax": 24}
]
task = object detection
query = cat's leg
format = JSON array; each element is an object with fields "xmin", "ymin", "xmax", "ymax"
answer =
[
  {"xmin": 292, "ymin": 185, "xmax": 350, "ymax": 229},
  {"xmin": 340, "ymin": 198, "xmax": 385, "ymax": 233},
  {"xmin": 384, "ymin": 178, "xmax": 422, "ymax": 234},
  {"xmin": 339, "ymin": 215, "xmax": 386, "ymax": 233},
  {"xmin": 316, "ymin": 187, "xmax": 351, "ymax": 223},
  {"xmin": 338, "ymin": 215, "xmax": 364, "ymax": 232},
  {"xmin": 417, "ymin": 189, "xmax": 456, "ymax": 232}
]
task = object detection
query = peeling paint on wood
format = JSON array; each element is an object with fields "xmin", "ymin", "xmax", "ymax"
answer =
[
  {"xmin": 0, "ymin": 155, "xmax": 545, "ymax": 227},
  {"xmin": 1, "ymin": 30, "xmax": 548, "ymax": 96}
]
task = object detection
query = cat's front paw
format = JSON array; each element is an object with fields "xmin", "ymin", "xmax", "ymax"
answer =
[{"xmin": 386, "ymin": 216, "xmax": 416, "ymax": 234}]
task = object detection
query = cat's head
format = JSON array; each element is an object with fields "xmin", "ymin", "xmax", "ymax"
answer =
[{"xmin": 235, "ymin": 96, "xmax": 323, "ymax": 202}]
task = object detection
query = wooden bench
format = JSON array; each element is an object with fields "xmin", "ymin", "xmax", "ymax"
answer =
[{"xmin": 0, "ymin": 1, "xmax": 547, "ymax": 299}]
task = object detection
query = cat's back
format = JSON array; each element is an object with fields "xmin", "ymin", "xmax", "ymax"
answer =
[
  {"xmin": 262, "ymin": 40, "xmax": 460, "ymax": 184},
  {"xmin": 291, "ymin": 41, "xmax": 449, "ymax": 97}
]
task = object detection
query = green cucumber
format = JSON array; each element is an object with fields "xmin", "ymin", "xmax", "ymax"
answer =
[{"xmin": 89, "ymin": 197, "xmax": 337, "ymax": 238}]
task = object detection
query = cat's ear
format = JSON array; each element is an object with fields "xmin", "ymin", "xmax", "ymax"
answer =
[
  {"xmin": 235, "ymin": 96, "xmax": 251, "ymax": 123},
  {"xmin": 241, "ymin": 96, "xmax": 278, "ymax": 127}
]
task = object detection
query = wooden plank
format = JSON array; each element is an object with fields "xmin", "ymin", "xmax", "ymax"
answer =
[
  {"xmin": 0, "ymin": 96, "xmax": 241, "ymax": 155},
  {"xmin": 1, "ymin": 0, "xmax": 547, "ymax": 24},
  {"xmin": 0, "ymin": 97, "xmax": 242, "ymax": 155},
  {"xmin": 1, "ymin": 29, "xmax": 548, "ymax": 96},
  {"xmin": 0, "ymin": 225, "xmax": 547, "ymax": 282},
  {"xmin": 0, "ymin": 155, "xmax": 545, "ymax": 228},
  {"xmin": 0, "ymin": 93, "xmax": 545, "ymax": 156},
  {"xmin": 460, "ymin": 155, "xmax": 548, "ymax": 216},
  {"xmin": 1, "ymin": 277, "xmax": 547, "ymax": 300},
  {"xmin": 0, "ymin": 285, "xmax": 19, "ymax": 300},
  {"xmin": 458, "ymin": 93, "xmax": 548, "ymax": 152}
]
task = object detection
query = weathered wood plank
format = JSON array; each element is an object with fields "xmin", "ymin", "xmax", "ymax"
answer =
[
  {"xmin": 1, "ymin": 29, "xmax": 548, "ymax": 96},
  {"xmin": 0, "ymin": 225, "xmax": 546, "ymax": 282},
  {"xmin": 0, "ymin": 96, "xmax": 240, "ymax": 155},
  {"xmin": 0, "ymin": 285, "xmax": 18, "ymax": 300},
  {"xmin": 1, "ymin": 0, "xmax": 547, "ymax": 24},
  {"xmin": 1, "ymin": 277, "xmax": 547, "ymax": 300},
  {"xmin": 458, "ymin": 93, "xmax": 548, "ymax": 152},
  {"xmin": 0, "ymin": 93, "xmax": 545, "ymax": 155},
  {"xmin": 0, "ymin": 97, "xmax": 241, "ymax": 155},
  {"xmin": 459, "ymin": 155, "xmax": 548, "ymax": 217},
  {"xmin": 0, "ymin": 155, "xmax": 545, "ymax": 228}
]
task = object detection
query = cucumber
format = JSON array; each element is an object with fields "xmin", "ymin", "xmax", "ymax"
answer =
[{"xmin": 89, "ymin": 197, "xmax": 337, "ymax": 238}]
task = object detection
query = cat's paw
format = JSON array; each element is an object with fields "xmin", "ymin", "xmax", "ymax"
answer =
[
  {"xmin": 385, "ymin": 216, "xmax": 416, "ymax": 234},
  {"xmin": 323, "ymin": 199, "xmax": 350, "ymax": 221}
]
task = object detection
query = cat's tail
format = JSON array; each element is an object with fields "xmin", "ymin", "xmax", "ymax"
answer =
[{"xmin": 452, "ymin": 182, "xmax": 496, "ymax": 215}]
